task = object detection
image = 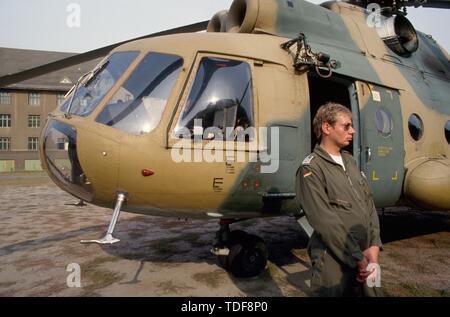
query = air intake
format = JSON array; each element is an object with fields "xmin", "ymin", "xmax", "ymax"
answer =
[
  {"xmin": 226, "ymin": 0, "xmax": 260, "ymax": 33},
  {"xmin": 376, "ymin": 15, "xmax": 419, "ymax": 57},
  {"xmin": 207, "ymin": 10, "xmax": 228, "ymax": 32}
]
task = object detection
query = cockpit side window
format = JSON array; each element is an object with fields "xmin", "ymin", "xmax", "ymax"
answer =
[
  {"xmin": 96, "ymin": 52, "xmax": 183, "ymax": 135},
  {"xmin": 174, "ymin": 57, "xmax": 254, "ymax": 141},
  {"xmin": 60, "ymin": 51, "xmax": 139, "ymax": 117}
]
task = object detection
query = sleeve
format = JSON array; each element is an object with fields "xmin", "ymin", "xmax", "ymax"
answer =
[
  {"xmin": 368, "ymin": 200, "xmax": 383, "ymax": 250},
  {"xmin": 297, "ymin": 165, "xmax": 365, "ymax": 268}
]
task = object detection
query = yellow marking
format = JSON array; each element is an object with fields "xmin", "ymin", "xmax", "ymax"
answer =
[
  {"xmin": 377, "ymin": 146, "xmax": 393, "ymax": 157},
  {"xmin": 386, "ymin": 90, "xmax": 393, "ymax": 99},
  {"xmin": 303, "ymin": 171, "xmax": 312, "ymax": 178},
  {"xmin": 368, "ymin": 84, "xmax": 374, "ymax": 90},
  {"xmin": 372, "ymin": 170, "xmax": 380, "ymax": 181},
  {"xmin": 391, "ymin": 171, "xmax": 398, "ymax": 181}
]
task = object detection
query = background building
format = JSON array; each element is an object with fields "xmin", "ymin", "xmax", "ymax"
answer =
[{"xmin": 0, "ymin": 47, "xmax": 100, "ymax": 172}]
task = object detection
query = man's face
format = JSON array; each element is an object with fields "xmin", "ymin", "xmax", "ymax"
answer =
[{"xmin": 324, "ymin": 112, "xmax": 355, "ymax": 148}]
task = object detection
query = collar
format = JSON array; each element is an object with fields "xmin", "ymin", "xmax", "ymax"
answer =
[{"xmin": 313, "ymin": 144, "xmax": 352, "ymax": 167}]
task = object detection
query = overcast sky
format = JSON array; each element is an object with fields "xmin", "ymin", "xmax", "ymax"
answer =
[{"xmin": 0, "ymin": 0, "xmax": 449, "ymax": 53}]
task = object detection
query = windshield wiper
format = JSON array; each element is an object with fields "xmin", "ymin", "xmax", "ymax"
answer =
[
  {"xmin": 83, "ymin": 60, "xmax": 109, "ymax": 87},
  {"xmin": 64, "ymin": 72, "xmax": 90, "ymax": 119}
]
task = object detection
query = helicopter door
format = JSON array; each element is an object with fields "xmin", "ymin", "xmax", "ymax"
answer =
[{"xmin": 355, "ymin": 81, "xmax": 405, "ymax": 207}]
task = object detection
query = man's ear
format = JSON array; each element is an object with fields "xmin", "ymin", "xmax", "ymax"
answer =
[{"xmin": 321, "ymin": 122, "xmax": 330, "ymax": 136}]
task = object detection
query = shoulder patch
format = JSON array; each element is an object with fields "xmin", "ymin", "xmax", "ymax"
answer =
[
  {"xmin": 303, "ymin": 170, "xmax": 313, "ymax": 178},
  {"xmin": 302, "ymin": 154, "xmax": 315, "ymax": 166}
]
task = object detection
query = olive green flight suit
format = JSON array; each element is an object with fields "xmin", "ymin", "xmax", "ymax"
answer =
[{"xmin": 296, "ymin": 145, "xmax": 383, "ymax": 297}]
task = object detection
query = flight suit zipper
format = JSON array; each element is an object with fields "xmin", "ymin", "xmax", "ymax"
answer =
[
  {"xmin": 335, "ymin": 162, "xmax": 362, "ymax": 203},
  {"xmin": 344, "ymin": 170, "xmax": 361, "ymax": 202}
]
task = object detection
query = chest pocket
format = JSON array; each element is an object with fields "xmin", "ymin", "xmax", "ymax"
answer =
[{"xmin": 329, "ymin": 198, "xmax": 352, "ymax": 212}]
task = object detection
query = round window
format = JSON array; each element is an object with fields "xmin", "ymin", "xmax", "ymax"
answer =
[
  {"xmin": 408, "ymin": 114, "xmax": 423, "ymax": 141},
  {"xmin": 445, "ymin": 121, "xmax": 450, "ymax": 144},
  {"xmin": 375, "ymin": 107, "xmax": 393, "ymax": 137}
]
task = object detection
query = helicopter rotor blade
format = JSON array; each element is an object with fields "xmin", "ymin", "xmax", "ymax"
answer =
[
  {"xmin": 0, "ymin": 20, "xmax": 209, "ymax": 88},
  {"xmin": 343, "ymin": 0, "xmax": 450, "ymax": 10},
  {"xmin": 400, "ymin": 0, "xmax": 450, "ymax": 8}
]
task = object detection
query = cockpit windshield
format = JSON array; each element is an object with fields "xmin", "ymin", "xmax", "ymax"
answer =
[
  {"xmin": 60, "ymin": 51, "xmax": 139, "ymax": 117},
  {"xmin": 96, "ymin": 52, "xmax": 183, "ymax": 135}
]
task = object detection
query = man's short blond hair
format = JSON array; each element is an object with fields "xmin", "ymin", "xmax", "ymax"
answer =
[{"xmin": 313, "ymin": 102, "xmax": 352, "ymax": 141}]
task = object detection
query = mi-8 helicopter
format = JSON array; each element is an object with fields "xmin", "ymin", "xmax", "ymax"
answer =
[{"xmin": 1, "ymin": 0, "xmax": 449, "ymax": 278}]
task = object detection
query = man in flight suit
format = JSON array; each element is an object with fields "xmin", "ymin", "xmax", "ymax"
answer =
[{"xmin": 296, "ymin": 102, "xmax": 383, "ymax": 296}]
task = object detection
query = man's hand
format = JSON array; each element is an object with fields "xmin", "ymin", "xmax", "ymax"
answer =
[
  {"xmin": 356, "ymin": 257, "xmax": 370, "ymax": 283},
  {"xmin": 363, "ymin": 246, "xmax": 380, "ymax": 264},
  {"xmin": 357, "ymin": 246, "xmax": 380, "ymax": 283}
]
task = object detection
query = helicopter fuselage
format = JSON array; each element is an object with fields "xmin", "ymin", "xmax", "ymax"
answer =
[{"xmin": 40, "ymin": 2, "xmax": 450, "ymax": 218}]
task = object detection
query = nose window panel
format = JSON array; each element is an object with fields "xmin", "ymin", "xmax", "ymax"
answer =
[
  {"xmin": 43, "ymin": 120, "xmax": 93, "ymax": 201},
  {"xmin": 96, "ymin": 52, "xmax": 183, "ymax": 135},
  {"xmin": 174, "ymin": 57, "xmax": 254, "ymax": 141},
  {"xmin": 60, "ymin": 51, "xmax": 139, "ymax": 117}
]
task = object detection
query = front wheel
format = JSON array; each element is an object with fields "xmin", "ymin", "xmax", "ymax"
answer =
[{"xmin": 226, "ymin": 232, "xmax": 268, "ymax": 278}]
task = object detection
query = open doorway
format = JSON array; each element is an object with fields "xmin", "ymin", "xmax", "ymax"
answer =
[{"xmin": 307, "ymin": 74, "xmax": 355, "ymax": 154}]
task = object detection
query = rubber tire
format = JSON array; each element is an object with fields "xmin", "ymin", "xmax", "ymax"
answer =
[{"xmin": 227, "ymin": 233, "xmax": 268, "ymax": 278}]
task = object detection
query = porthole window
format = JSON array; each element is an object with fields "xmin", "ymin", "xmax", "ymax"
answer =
[
  {"xmin": 445, "ymin": 121, "xmax": 450, "ymax": 144},
  {"xmin": 408, "ymin": 113, "xmax": 423, "ymax": 141},
  {"xmin": 375, "ymin": 107, "xmax": 393, "ymax": 137}
]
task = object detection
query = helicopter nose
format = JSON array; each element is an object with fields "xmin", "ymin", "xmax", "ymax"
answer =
[{"xmin": 41, "ymin": 119, "xmax": 93, "ymax": 202}]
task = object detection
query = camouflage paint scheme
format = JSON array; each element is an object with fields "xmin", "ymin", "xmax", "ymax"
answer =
[{"xmin": 39, "ymin": 0, "xmax": 450, "ymax": 219}]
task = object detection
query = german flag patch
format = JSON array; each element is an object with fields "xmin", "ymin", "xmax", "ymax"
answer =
[{"xmin": 303, "ymin": 171, "xmax": 313, "ymax": 178}]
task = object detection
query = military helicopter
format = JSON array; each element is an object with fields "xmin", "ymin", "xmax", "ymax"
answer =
[{"xmin": 1, "ymin": 0, "xmax": 449, "ymax": 278}]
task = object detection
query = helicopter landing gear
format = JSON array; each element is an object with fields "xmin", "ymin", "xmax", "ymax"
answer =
[
  {"xmin": 74, "ymin": 199, "xmax": 86, "ymax": 207},
  {"xmin": 211, "ymin": 219, "xmax": 268, "ymax": 278},
  {"xmin": 80, "ymin": 192, "xmax": 126, "ymax": 244}
]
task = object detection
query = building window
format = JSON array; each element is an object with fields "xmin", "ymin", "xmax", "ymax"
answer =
[
  {"xmin": 28, "ymin": 137, "xmax": 39, "ymax": 151},
  {"xmin": 28, "ymin": 115, "xmax": 41, "ymax": 128},
  {"xmin": 0, "ymin": 91, "xmax": 11, "ymax": 104},
  {"xmin": 0, "ymin": 114, "xmax": 11, "ymax": 127},
  {"xmin": 28, "ymin": 92, "xmax": 40, "ymax": 106},
  {"xmin": 57, "ymin": 93, "xmax": 66, "ymax": 106},
  {"xmin": 0, "ymin": 137, "xmax": 10, "ymax": 151},
  {"xmin": 56, "ymin": 137, "xmax": 67, "ymax": 150}
]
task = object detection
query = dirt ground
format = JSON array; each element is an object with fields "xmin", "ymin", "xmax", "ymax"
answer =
[{"xmin": 0, "ymin": 172, "xmax": 449, "ymax": 297}]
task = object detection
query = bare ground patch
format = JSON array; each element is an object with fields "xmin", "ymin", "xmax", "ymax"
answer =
[{"xmin": 0, "ymin": 172, "xmax": 449, "ymax": 296}]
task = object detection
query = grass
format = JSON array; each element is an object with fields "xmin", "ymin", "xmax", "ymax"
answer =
[
  {"xmin": 79, "ymin": 256, "xmax": 125, "ymax": 296},
  {"xmin": 192, "ymin": 269, "xmax": 226, "ymax": 288},
  {"xmin": 383, "ymin": 281, "xmax": 449, "ymax": 297},
  {"xmin": 155, "ymin": 280, "xmax": 194, "ymax": 295}
]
